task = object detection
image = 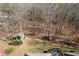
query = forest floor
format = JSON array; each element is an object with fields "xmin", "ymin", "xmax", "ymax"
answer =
[{"xmin": 0, "ymin": 34, "xmax": 79, "ymax": 56}]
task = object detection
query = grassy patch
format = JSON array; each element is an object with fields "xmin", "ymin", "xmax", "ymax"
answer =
[
  {"xmin": 61, "ymin": 45, "xmax": 75, "ymax": 52},
  {"xmin": 4, "ymin": 48, "xmax": 14, "ymax": 55},
  {"xmin": 26, "ymin": 40, "xmax": 61, "ymax": 53},
  {"xmin": 26, "ymin": 40, "xmax": 75, "ymax": 53},
  {"xmin": 8, "ymin": 36, "xmax": 23, "ymax": 46}
]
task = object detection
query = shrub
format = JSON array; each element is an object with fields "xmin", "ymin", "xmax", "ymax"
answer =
[
  {"xmin": 8, "ymin": 41, "xmax": 23, "ymax": 46},
  {"xmin": 8, "ymin": 36, "xmax": 23, "ymax": 45},
  {"xmin": 10, "ymin": 36, "xmax": 21, "ymax": 41},
  {"xmin": 16, "ymin": 36, "xmax": 21, "ymax": 40}
]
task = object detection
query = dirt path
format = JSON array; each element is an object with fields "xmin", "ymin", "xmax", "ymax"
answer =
[
  {"xmin": 0, "ymin": 41, "xmax": 7, "ymax": 55},
  {"xmin": 9, "ymin": 36, "xmax": 32, "ymax": 56},
  {"xmin": 0, "ymin": 40, "xmax": 12, "ymax": 56},
  {"xmin": 0, "ymin": 36, "xmax": 39, "ymax": 56}
]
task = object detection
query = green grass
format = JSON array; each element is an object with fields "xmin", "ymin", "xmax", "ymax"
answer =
[
  {"xmin": 61, "ymin": 45, "xmax": 75, "ymax": 52},
  {"xmin": 26, "ymin": 40, "xmax": 61, "ymax": 53},
  {"xmin": 26, "ymin": 40, "xmax": 75, "ymax": 53},
  {"xmin": 4, "ymin": 48, "xmax": 14, "ymax": 55}
]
